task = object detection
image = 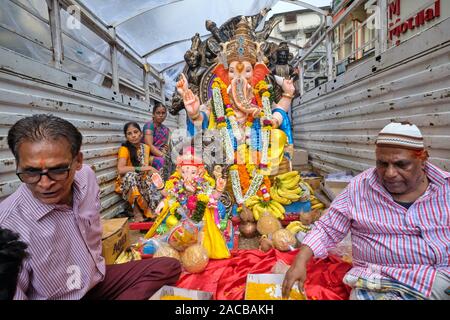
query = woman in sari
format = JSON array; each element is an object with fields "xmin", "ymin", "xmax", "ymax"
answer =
[
  {"xmin": 115, "ymin": 122, "xmax": 163, "ymax": 222},
  {"xmin": 143, "ymin": 103, "xmax": 170, "ymax": 172}
]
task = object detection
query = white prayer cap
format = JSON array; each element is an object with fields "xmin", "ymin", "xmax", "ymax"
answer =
[{"xmin": 376, "ymin": 122, "xmax": 424, "ymax": 150}]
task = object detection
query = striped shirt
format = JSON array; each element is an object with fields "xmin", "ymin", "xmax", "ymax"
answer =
[
  {"xmin": 0, "ymin": 164, "xmax": 105, "ymax": 299},
  {"xmin": 303, "ymin": 162, "xmax": 450, "ymax": 297}
]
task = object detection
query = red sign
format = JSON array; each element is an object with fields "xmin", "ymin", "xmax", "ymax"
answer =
[{"xmin": 388, "ymin": 0, "xmax": 441, "ymax": 45}]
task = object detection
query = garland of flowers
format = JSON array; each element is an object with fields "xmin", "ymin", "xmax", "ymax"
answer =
[
  {"xmin": 211, "ymin": 77, "xmax": 275, "ymax": 205},
  {"xmin": 190, "ymin": 193, "xmax": 209, "ymax": 222},
  {"xmin": 164, "ymin": 170, "xmax": 215, "ymax": 222}
]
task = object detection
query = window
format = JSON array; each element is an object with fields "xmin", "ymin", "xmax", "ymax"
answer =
[{"xmin": 285, "ymin": 13, "xmax": 297, "ymax": 24}]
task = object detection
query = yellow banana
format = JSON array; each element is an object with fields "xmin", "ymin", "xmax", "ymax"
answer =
[
  {"xmin": 270, "ymin": 187, "xmax": 292, "ymax": 205},
  {"xmin": 245, "ymin": 196, "xmax": 260, "ymax": 208},
  {"xmin": 279, "ymin": 175, "xmax": 300, "ymax": 189},
  {"xmin": 267, "ymin": 202, "xmax": 283, "ymax": 219},
  {"xmin": 279, "ymin": 188, "xmax": 301, "ymax": 201},
  {"xmin": 304, "ymin": 182, "xmax": 315, "ymax": 194},
  {"xmin": 270, "ymin": 200, "xmax": 286, "ymax": 214},
  {"xmin": 252, "ymin": 205, "xmax": 261, "ymax": 221},
  {"xmin": 253, "ymin": 203, "xmax": 267, "ymax": 220},
  {"xmin": 276, "ymin": 171, "xmax": 299, "ymax": 181},
  {"xmin": 285, "ymin": 187, "xmax": 302, "ymax": 195},
  {"xmin": 311, "ymin": 203, "xmax": 325, "ymax": 210}
]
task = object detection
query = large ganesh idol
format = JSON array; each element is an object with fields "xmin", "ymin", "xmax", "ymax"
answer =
[{"xmin": 176, "ymin": 17, "xmax": 296, "ymax": 209}]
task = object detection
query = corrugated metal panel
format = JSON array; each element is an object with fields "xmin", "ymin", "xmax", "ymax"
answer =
[
  {"xmin": 292, "ymin": 18, "xmax": 450, "ymax": 175},
  {"xmin": 0, "ymin": 47, "xmax": 182, "ymax": 219}
]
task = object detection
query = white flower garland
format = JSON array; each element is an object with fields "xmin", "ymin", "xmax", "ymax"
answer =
[
  {"xmin": 259, "ymin": 95, "xmax": 273, "ymax": 166},
  {"xmin": 212, "ymin": 82, "xmax": 273, "ymax": 203}
]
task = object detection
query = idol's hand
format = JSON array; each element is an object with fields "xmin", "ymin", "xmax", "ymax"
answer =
[
  {"xmin": 151, "ymin": 172, "xmax": 164, "ymax": 190},
  {"xmin": 282, "ymin": 78, "xmax": 295, "ymax": 96},
  {"xmin": 183, "ymin": 89, "xmax": 201, "ymax": 120},
  {"xmin": 176, "ymin": 73, "xmax": 189, "ymax": 95},
  {"xmin": 155, "ymin": 200, "xmax": 165, "ymax": 215}
]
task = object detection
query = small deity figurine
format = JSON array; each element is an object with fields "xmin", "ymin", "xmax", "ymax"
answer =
[{"xmin": 145, "ymin": 148, "xmax": 230, "ymax": 259}]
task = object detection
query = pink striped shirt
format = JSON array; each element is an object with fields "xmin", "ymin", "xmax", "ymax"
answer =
[
  {"xmin": 0, "ymin": 164, "xmax": 105, "ymax": 299},
  {"xmin": 303, "ymin": 162, "xmax": 450, "ymax": 297}
]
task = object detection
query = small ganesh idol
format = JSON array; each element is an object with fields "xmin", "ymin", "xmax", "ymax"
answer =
[{"xmin": 145, "ymin": 148, "xmax": 230, "ymax": 259}]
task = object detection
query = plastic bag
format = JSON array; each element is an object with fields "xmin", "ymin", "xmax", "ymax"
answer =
[
  {"xmin": 272, "ymin": 229, "xmax": 296, "ymax": 251},
  {"xmin": 328, "ymin": 233, "xmax": 352, "ymax": 263},
  {"xmin": 167, "ymin": 219, "xmax": 199, "ymax": 251},
  {"xmin": 153, "ymin": 242, "xmax": 181, "ymax": 261},
  {"xmin": 180, "ymin": 243, "xmax": 209, "ymax": 273}
]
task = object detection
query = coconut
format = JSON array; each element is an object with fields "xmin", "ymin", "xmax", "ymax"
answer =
[
  {"xmin": 256, "ymin": 212, "xmax": 282, "ymax": 236},
  {"xmin": 239, "ymin": 221, "xmax": 257, "ymax": 238},
  {"xmin": 272, "ymin": 229, "xmax": 297, "ymax": 251},
  {"xmin": 181, "ymin": 244, "xmax": 209, "ymax": 273},
  {"xmin": 153, "ymin": 244, "xmax": 181, "ymax": 260}
]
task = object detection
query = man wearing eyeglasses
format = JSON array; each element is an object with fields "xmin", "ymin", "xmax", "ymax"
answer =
[{"xmin": 0, "ymin": 114, "xmax": 181, "ymax": 300}]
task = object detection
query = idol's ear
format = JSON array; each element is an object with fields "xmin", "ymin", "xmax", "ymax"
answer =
[
  {"xmin": 213, "ymin": 64, "xmax": 230, "ymax": 86},
  {"xmin": 252, "ymin": 62, "xmax": 270, "ymax": 87}
]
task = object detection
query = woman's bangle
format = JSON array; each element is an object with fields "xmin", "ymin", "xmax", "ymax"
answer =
[
  {"xmin": 135, "ymin": 166, "xmax": 141, "ymax": 173},
  {"xmin": 282, "ymin": 93, "xmax": 294, "ymax": 99}
]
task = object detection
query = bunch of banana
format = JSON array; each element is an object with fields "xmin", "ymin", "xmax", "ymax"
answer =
[
  {"xmin": 310, "ymin": 194, "xmax": 325, "ymax": 210},
  {"xmin": 271, "ymin": 171, "xmax": 303, "ymax": 205},
  {"xmin": 286, "ymin": 221, "xmax": 311, "ymax": 235},
  {"xmin": 244, "ymin": 195, "xmax": 285, "ymax": 220},
  {"xmin": 114, "ymin": 247, "xmax": 142, "ymax": 264}
]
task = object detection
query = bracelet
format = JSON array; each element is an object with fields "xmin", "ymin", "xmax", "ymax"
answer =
[
  {"xmin": 191, "ymin": 111, "xmax": 201, "ymax": 121},
  {"xmin": 282, "ymin": 93, "xmax": 294, "ymax": 99},
  {"xmin": 135, "ymin": 166, "xmax": 141, "ymax": 173}
]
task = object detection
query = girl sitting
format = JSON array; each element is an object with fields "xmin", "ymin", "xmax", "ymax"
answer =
[{"xmin": 115, "ymin": 122, "xmax": 164, "ymax": 222}]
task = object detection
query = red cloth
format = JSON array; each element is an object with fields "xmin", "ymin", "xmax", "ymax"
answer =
[{"xmin": 176, "ymin": 248, "xmax": 352, "ymax": 300}]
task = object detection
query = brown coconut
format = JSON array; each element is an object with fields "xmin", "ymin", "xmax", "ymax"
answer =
[
  {"xmin": 153, "ymin": 245, "xmax": 181, "ymax": 260},
  {"xmin": 256, "ymin": 213, "xmax": 282, "ymax": 236},
  {"xmin": 272, "ymin": 229, "xmax": 297, "ymax": 251},
  {"xmin": 240, "ymin": 205, "xmax": 255, "ymax": 222},
  {"xmin": 181, "ymin": 244, "xmax": 209, "ymax": 273},
  {"xmin": 239, "ymin": 221, "xmax": 257, "ymax": 238}
]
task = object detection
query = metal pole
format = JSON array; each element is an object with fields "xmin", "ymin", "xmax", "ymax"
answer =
[
  {"xmin": 377, "ymin": 0, "xmax": 388, "ymax": 55},
  {"xmin": 160, "ymin": 80, "xmax": 165, "ymax": 104},
  {"xmin": 143, "ymin": 61, "xmax": 150, "ymax": 102},
  {"xmin": 48, "ymin": 0, "xmax": 63, "ymax": 69},
  {"xmin": 325, "ymin": 16, "xmax": 334, "ymax": 81},
  {"xmin": 109, "ymin": 28, "xmax": 120, "ymax": 93},
  {"xmin": 299, "ymin": 62, "xmax": 305, "ymax": 96}
]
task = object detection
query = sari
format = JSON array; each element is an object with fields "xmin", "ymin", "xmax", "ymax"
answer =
[
  {"xmin": 115, "ymin": 143, "xmax": 162, "ymax": 217},
  {"xmin": 143, "ymin": 122, "xmax": 170, "ymax": 171}
]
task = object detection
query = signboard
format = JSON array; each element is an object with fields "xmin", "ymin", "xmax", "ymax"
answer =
[{"xmin": 388, "ymin": 0, "xmax": 448, "ymax": 47}]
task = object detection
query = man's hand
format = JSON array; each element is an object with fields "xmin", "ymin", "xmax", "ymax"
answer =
[
  {"xmin": 281, "ymin": 245, "xmax": 314, "ymax": 299},
  {"xmin": 282, "ymin": 261, "xmax": 307, "ymax": 299}
]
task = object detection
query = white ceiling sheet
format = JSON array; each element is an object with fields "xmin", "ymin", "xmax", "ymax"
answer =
[{"xmin": 77, "ymin": 0, "xmax": 330, "ymax": 97}]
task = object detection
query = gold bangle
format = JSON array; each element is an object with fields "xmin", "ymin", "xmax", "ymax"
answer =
[
  {"xmin": 282, "ymin": 93, "xmax": 294, "ymax": 99},
  {"xmin": 191, "ymin": 111, "xmax": 201, "ymax": 120}
]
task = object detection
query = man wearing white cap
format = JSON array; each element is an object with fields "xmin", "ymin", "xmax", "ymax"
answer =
[{"xmin": 283, "ymin": 122, "xmax": 449, "ymax": 300}]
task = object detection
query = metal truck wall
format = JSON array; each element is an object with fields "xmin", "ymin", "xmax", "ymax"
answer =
[
  {"xmin": 0, "ymin": 47, "xmax": 180, "ymax": 218},
  {"xmin": 292, "ymin": 18, "xmax": 450, "ymax": 175}
]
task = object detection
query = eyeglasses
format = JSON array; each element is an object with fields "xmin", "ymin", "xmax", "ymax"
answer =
[{"xmin": 16, "ymin": 164, "xmax": 72, "ymax": 184}]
